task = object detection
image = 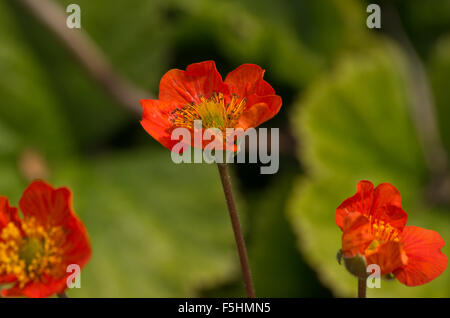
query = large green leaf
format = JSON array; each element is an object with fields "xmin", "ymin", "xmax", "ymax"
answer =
[
  {"xmin": 50, "ymin": 149, "xmax": 236, "ymax": 297},
  {"xmin": 0, "ymin": 2, "xmax": 73, "ymax": 159},
  {"xmin": 288, "ymin": 41, "xmax": 450, "ymax": 297},
  {"xmin": 0, "ymin": 2, "xmax": 75, "ymax": 204}
]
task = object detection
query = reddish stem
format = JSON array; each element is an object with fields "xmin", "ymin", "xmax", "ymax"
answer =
[{"xmin": 217, "ymin": 163, "xmax": 255, "ymax": 298}]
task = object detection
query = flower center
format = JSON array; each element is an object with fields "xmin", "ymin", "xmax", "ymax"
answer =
[
  {"xmin": 0, "ymin": 217, "xmax": 65, "ymax": 288},
  {"xmin": 170, "ymin": 92, "xmax": 246, "ymax": 130},
  {"xmin": 365, "ymin": 220, "xmax": 400, "ymax": 253},
  {"xmin": 371, "ymin": 220, "xmax": 400, "ymax": 243},
  {"xmin": 19, "ymin": 237, "xmax": 45, "ymax": 266}
]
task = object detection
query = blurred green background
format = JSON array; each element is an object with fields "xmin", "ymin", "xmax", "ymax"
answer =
[{"xmin": 0, "ymin": 0, "xmax": 449, "ymax": 297}]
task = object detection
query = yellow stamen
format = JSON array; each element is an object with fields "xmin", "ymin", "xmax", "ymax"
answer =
[
  {"xmin": 366, "ymin": 220, "xmax": 400, "ymax": 252},
  {"xmin": 374, "ymin": 220, "xmax": 399, "ymax": 242},
  {"xmin": 170, "ymin": 92, "xmax": 246, "ymax": 130},
  {"xmin": 0, "ymin": 217, "xmax": 66, "ymax": 288}
]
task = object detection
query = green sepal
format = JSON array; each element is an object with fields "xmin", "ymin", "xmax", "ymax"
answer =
[
  {"xmin": 336, "ymin": 249, "xmax": 343, "ymax": 265},
  {"xmin": 342, "ymin": 253, "xmax": 367, "ymax": 278}
]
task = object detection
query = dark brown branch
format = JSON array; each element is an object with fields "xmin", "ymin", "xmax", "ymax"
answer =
[{"xmin": 16, "ymin": 0, "xmax": 151, "ymax": 115}]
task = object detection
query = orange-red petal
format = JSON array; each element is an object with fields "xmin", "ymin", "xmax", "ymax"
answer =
[
  {"xmin": 341, "ymin": 212, "xmax": 373, "ymax": 257},
  {"xmin": 0, "ymin": 196, "xmax": 20, "ymax": 229},
  {"xmin": 140, "ymin": 99, "xmax": 181, "ymax": 151},
  {"xmin": 238, "ymin": 95, "xmax": 282, "ymax": 129},
  {"xmin": 225, "ymin": 64, "xmax": 275, "ymax": 97},
  {"xmin": 23, "ymin": 276, "xmax": 68, "ymax": 298},
  {"xmin": 374, "ymin": 204, "xmax": 408, "ymax": 233},
  {"xmin": 372, "ymin": 183, "xmax": 402, "ymax": 208},
  {"xmin": 335, "ymin": 180, "xmax": 374, "ymax": 230},
  {"xmin": 19, "ymin": 181, "xmax": 72, "ymax": 228},
  {"xmin": 225, "ymin": 64, "xmax": 281, "ymax": 129},
  {"xmin": 2, "ymin": 275, "xmax": 67, "ymax": 298},
  {"xmin": 371, "ymin": 183, "xmax": 406, "ymax": 230},
  {"xmin": 0, "ymin": 274, "xmax": 17, "ymax": 284},
  {"xmin": 394, "ymin": 226, "xmax": 448, "ymax": 286},
  {"xmin": 159, "ymin": 61, "xmax": 228, "ymax": 106},
  {"xmin": 365, "ymin": 240, "xmax": 407, "ymax": 275},
  {"xmin": 62, "ymin": 215, "xmax": 92, "ymax": 268}
]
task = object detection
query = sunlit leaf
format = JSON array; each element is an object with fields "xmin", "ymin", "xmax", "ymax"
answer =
[
  {"xmin": 0, "ymin": 2, "xmax": 73, "ymax": 158},
  {"xmin": 248, "ymin": 173, "xmax": 331, "ymax": 297}
]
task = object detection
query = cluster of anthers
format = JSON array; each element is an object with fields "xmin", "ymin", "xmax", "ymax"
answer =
[
  {"xmin": 371, "ymin": 220, "xmax": 400, "ymax": 243},
  {"xmin": 170, "ymin": 92, "xmax": 247, "ymax": 131},
  {"xmin": 0, "ymin": 217, "xmax": 65, "ymax": 288},
  {"xmin": 365, "ymin": 219, "xmax": 401, "ymax": 252}
]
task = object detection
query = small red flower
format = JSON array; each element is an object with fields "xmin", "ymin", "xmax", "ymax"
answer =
[
  {"xmin": 336, "ymin": 180, "xmax": 447, "ymax": 286},
  {"xmin": 140, "ymin": 61, "xmax": 282, "ymax": 151},
  {"xmin": 0, "ymin": 181, "xmax": 91, "ymax": 297}
]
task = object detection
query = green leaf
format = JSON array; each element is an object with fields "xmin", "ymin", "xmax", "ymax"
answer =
[
  {"xmin": 0, "ymin": 2, "xmax": 73, "ymax": 158},
  {"xmin": 288, "ymin": 41, "xmax": 450, "ymax": 297},
  {"xmin": 247, "ymin": 173, "xmax": 331, "ymax": 297},
  {"xmin": 50, "ymin": 149, "xmax": 237, "ymax": 297},
  {"xmin": 0, "ymin": 120, "xmax": 21, "ymax": 158},
  {"xmin": 7, "ymin": 0, "xmax": 171, "ymax": 148}
]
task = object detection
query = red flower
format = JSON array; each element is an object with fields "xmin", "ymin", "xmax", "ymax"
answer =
[
  {"xmin": 336, "ymin": 180, "xmax": 447, "ymax": 286},
  {"xmin": 140, "ymin": 61, "xmax": 282, "ymax": 151},
  {"xmin": 0, "ymin": 181, "xmax": 91, "ymax": 297}
]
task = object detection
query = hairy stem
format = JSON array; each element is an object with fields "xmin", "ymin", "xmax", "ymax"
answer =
[
  {"xmin": 217, "ymin": 163, "xmax": 255, "ymax": 298},
  {"xmin": 358, "ymin": 277, "xmax": 366, "ymax": 298}
]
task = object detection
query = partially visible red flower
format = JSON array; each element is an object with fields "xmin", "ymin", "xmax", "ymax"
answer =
[
  {"xmin": 0, "ymin": 181, "xmax": 91, "ymax": 297},
  {"xmin": 336, "ymin": 180, "xmax": 447, "ymax": 286},
  {"xmin": 140, "ymin": 61, "xmax": 282, "ymax": 151}
]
